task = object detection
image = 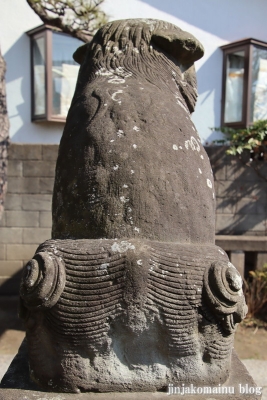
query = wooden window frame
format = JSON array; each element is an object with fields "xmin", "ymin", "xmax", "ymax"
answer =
[
  {"xmin": 27, "ymin": 24, "xmax": 79, "ymax": 123},
  {"xmin": 221, "ymin": 38, "xmax": 267, "ymax": 128}
]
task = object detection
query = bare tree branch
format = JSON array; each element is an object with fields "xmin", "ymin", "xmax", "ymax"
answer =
[{"xmin": 27, "ymin": 0, "xmax": 108, "ymax": 42}]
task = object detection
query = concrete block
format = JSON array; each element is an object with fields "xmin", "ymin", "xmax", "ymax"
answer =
[
  {"xmin": 216, "ymin": 214, "xmax": 235, "ymax": 234},
  {"xmin": 216, "ymin": 197, "xmax": 236, "ymax": 214},
  {"xmin": 23, "ymin": 228, "xmax": 51, "ymax": 244},
  {"xmin": 22, "ymin": 194, "xmax": 52, "ymax": 211},
  {"xmin": 6, "ymin": 244, "xmax": 37, "ymax": 260},
  {"xmin": 39, "ymin": 211, "xmax": 52, "ymax": 228},
  {"xmin": 0, "ymin": 244, "xmax": 6, "ymax": 259},
  {"xmin": 6, "ymin": 211, "xmax": 39, "ymax": 228},
  {"xmin": 8, "ymin": 177, "xmax": 40, "ymax": 194},
  {"xmin": 7, "ymin": 160, "xmax": 23, "ymax": 177},
  {"xmin": 23, "ymin": 161, "xmax": 56, "ymax": 177},
  {"xmin": 4, "ymin": 194, "xmax": 22, "ymax": 210},
  {"xmin": 226, "ymin": 159, "xmax": 262, "ymax": 182},
  {"xmin": 0, "ymin": 212, "xmax": 6, "ymax": 227},
  {"xmin": 236, "ymin": 197, "xmax": 267, "ymax": 215},
  {"xmin": 232, "ymin": 214, "xmax": 266, "ymax": 235},
  {"xmin": 230, "ymin": 250, "xmax": 245, "ymax": 278},
  {"xmin": 0, "ymin": 260, "xmax": 23, "ymax": 277},
  {"xmin": 42, "ymin": 144, "xmax": 59, "ymax": 161},
  {"xmin": 8, "ymin": 144, "xmax": 42, "ymax": 160},
  {"xmin": 40, "ymin": 178, "xmax": 55, "ymax": 194},
  {"xmin": 0, "ymin": 228, "xmax": 23, "ymax": 244},
  {"xmin": 255, "ymin": 252, "xmax": 267, "ymax": 270}
]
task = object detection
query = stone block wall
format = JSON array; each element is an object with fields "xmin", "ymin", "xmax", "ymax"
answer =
[
  {"xmin": 0, "ymin": 144, "xmax": 266, "ymax": 294},
  {"xmin": 206, "ymin": 146, "xmax": 267, "ymax": 236},
  {"xmin": 0, "ymin": 144, "xmax": 58, "ymax": 294}
]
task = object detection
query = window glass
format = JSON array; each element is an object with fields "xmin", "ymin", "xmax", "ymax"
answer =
[
  {"xmin": 33, "ymin": 36, "xmax": 46, "ymax": 115},
  {"xmin": 224, "ymin": 51, "xmax": 245, "ymax": 123},
  {"xmin": 250, "ymin": 46, "xmax": 267, "ymax": 122},
  {"xmin": 52, "ymin": 32, "xmax": 83, "ymax": 117}
]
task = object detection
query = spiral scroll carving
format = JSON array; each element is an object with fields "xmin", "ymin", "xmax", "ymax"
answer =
[
  {"xmin": 20, "ymin": 252, "xmax": 66, "ymax": 309},
  {"xmin": 203, "ymin": 261, "xmax": 247, "ymax": 334}
]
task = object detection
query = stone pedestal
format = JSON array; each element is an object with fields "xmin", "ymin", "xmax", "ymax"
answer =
[{"xmin": 0, "ymin": 339, "xmax": 261, "ymax": 400}]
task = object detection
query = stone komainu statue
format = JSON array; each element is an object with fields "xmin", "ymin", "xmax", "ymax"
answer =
[{"xmin": 19, "ymin": 19, "xmax": 247, "ymax": 393}]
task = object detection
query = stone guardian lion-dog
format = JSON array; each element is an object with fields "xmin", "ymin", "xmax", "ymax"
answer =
[{"xmin": 16, "ymin": 19, "xmax": 247, "ymax": 393}]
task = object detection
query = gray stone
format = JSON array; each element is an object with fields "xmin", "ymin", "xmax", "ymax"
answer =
[
  {"xmin": 42, "ymin": 144, "xmax": 59, "ymax": 161},
  {"xmin": 8, "ymin": 177, "xmax": 40, "ymax": 194},
  {"xmin": 0, "ymin": 345, "xmax": 260, "ymax": 399},
  {"xmin": 6, "ymin": 211, "xmax": 39, "ymax": 228},
  {"xmin": 6, "ymin": 244, "xmax": 37, "ymax": 260},
  {"xmin": 22, "ymin": 194, "xmax": 52, "ymax": 211},
  {"xmin": 0, "ymin": 260, "xmax": 23, "ymax": 276},
  {"xmin": 0, "ymin": 228, "xmax": 23, "ymax": 244},
  {"xmin": 40, "ymin": 178, "xmax": 55, "ymax": 194},
  {"xmin": 4, "ymin": 194, "xmax": 22, "ymax": 210},
  {"xmin": 39, "ymin": 211, "xmax": 52, "ymax": 228},
  {"xmin": 7, "ymin": 160, "xmax": 23, "ymax": 177},
  {"xmin": 23, "ymin": 161, "xmax": 56, "ymax": 178},
  {"xmin": 8, "ymin": 144, "xmax": 42, "ymax": 160},
  {"xmin": 17, "ymin": 19, "xmax": 248, "ymax": 395},
  {"xmin": 22, "ymin": 228, "xmax": 51, "ymax": 244}
]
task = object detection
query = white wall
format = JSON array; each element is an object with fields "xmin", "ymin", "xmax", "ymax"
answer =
[{"xmin": 1, "ymin": 0, "xmax": 267, "ymax": 143}]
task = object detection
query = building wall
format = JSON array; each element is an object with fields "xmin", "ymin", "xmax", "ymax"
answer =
[
  {"xmin": 1, "ymin": 0, "xmax": 267, "ymax": 144},
  {"xmin": 0, "ymin": 144, "xmax": 266, "ymax": 294}
]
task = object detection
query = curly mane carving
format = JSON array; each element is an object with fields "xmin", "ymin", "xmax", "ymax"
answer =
[{"xmin": 52, "ymin": 19, "xmax": 214, "ymax": 244}]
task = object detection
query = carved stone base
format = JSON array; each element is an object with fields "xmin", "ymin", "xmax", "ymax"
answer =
[{"xmin": 0, "ymin": 340, "xmax": 261, "ymax": 400}]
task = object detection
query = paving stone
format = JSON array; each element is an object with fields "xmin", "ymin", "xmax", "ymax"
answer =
[{"xmin": 6, "ymin": 211, "xmax": 39, "ymax": 228}]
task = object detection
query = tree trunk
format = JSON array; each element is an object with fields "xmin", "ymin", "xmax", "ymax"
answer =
[{"xmin": 0, "ymin": 46, "xmax": 10, "ymax": 220}]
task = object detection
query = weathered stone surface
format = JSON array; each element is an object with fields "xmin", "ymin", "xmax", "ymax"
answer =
[
  {"xmin": 0, "ymin": 345, "xmax": 260, "ymax": 399},
  {"xmin": 52, "ymin": 19, "xmax": 215, "ymax": 243},
  {"xmin": 17, "ymin": 238, "xmax": 246, "ymax": 393},
  {"xmin": 17, "ymin": 19, "xmax": 248, "ymax": 395}
]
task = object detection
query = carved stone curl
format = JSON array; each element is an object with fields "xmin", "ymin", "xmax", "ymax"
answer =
[
  {"xmin": 203, "ymin": 262, "xmax": 247, "ymax": 334},
  {"xmin": 20, "ymin": 252, "xmax": 66, "ymax": 309}
]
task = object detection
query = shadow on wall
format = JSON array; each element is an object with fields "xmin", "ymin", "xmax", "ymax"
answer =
[
  {"xmin": 0, "ymin": 272, "xmax": 24, "ymax": 336},
  {"xmin": 206, "ymin": 146, "xmax": 267, "ymax": 235}
]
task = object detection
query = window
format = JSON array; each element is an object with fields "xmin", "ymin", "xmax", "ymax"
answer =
[
  {"xmin": 27, "ymin": 25, "xmax": 83, "ymax": 122},
  {"xmin": 221, "ymin": 38, "xmax": 267, "ymax": 128}
]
